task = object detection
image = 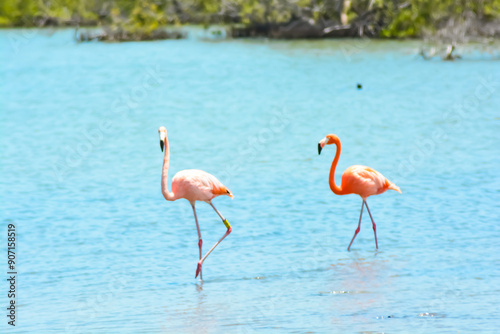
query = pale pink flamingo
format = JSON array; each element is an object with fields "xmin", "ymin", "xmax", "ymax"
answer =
[
  {"xmin": 159, "ymin": 127, "xmax": 233, "ymax": 279},
  {"xmin": 318, "ymin": 134, "xmax": 401, "ymax": 251}
]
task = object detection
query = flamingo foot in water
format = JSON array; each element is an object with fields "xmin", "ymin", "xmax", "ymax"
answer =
[{"xmin": 195, "ymin": 261, "xmax": 203, "ymax": 279}]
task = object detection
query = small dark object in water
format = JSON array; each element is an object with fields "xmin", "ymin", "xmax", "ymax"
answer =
[{"xmin": 357, "ymin": 83, "xmax": 362, "ymax": 89}]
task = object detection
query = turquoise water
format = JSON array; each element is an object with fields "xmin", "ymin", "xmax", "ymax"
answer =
[{"xmin": 1, "ymin": 29, "xmax": 499, "ymax": 333}]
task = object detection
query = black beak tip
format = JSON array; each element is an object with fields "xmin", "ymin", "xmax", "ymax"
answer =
[
  {"xmin": 318, "ymin": 143, "xmax": 322, "ymax": 155},
  {"xmin": 160, "ymin": 140, "xmax": 164, "ymax": 152}
]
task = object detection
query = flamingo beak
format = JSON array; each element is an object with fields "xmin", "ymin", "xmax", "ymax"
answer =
[
  {"xmin": 318, "ymin": 138, "xmax": 327, "ymax": 155},
  {"xmin": 159, "ymin": 131, "xmax": 166, "ymax": 152}
]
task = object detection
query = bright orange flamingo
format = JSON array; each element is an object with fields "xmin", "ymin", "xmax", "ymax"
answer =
[
  {"xmin": 159, "ymin": 127, "xmax": 233, "ymax": 279},
  {"xmin": 318, "ymin": 134, "xmax": 401, "ymax": 251}
]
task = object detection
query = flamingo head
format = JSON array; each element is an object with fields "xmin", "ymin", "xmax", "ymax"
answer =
[
  {"xmin": 318, "ymin": 134, "xmax": 339, "ymax": 155},
  {"xmin": 158, "ymin": 126, "xmax": 167, "ymax": 152}
]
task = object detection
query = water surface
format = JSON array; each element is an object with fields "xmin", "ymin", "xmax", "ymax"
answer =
[{"xmin": 1, "ymin": 29, "xmax": 499, "ymax": 333}]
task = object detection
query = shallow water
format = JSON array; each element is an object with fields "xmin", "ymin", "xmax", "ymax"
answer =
[{"xmin": 1, "ymin": 29, "xmax": 499, "ymax": 333}]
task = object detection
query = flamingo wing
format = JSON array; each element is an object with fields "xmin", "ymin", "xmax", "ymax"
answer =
[
  {"xmin": 341, "ymin": 165, "xmax": 387, "ymax": 197},
  {"xmin": 172, "ymin": 169, "xmax": 232, "ymax": 201},
  {"xmin": 191, "ymin": 170, "xmax": 226, "ymax": 192}
]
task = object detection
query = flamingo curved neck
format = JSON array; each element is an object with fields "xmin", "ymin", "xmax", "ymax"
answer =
[
  {"xmin": 161, "ymin": 136, "xmax": 177, "ymax": 201},
  {"xmin": 329, "ymin": 139, "xmax": 345, "ymax": 195}
]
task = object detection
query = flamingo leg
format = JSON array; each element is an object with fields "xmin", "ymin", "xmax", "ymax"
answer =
[
  {"xmin": 195, "ymin": 202, "xmax": 232, "ymax": 278},
  {"xmin": 348, "ymin": 201, "xmax": 364, "ymax": 251},
  {"xmin": 191, "ymin": 203, "xmax": 203, "ymax": 280},
  {"xmin": 364, "ymin": 201, "xmax": 378, "ymax": 249}
]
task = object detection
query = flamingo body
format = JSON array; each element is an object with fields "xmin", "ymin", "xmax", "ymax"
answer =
[
  {"xmin": 172, "ymin": 169, "xmax": 233, "ymax": 203},
  {"xmin": 340, "ymin": 165, "xmax": 401, "ymax": 199}
]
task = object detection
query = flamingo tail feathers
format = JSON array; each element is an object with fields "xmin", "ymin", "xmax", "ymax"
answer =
[{"xmin": 387, "ymin": 181, "xmax": 402, "ymax": 194}]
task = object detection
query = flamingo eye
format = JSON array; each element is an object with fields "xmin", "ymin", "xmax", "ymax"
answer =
[{"xmin": 226, "ymin": 190, "xmax": 230, "ymax": 194}]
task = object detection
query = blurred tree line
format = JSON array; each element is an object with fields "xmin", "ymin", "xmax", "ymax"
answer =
[{"xmin": 1, "ymin": 0, "xmax": 499, "ymax": 38}]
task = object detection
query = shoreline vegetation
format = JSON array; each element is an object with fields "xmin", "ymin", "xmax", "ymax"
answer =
[{"xmin": 2, "ymin": 0, "xmax": 500, "ymax": 43}]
